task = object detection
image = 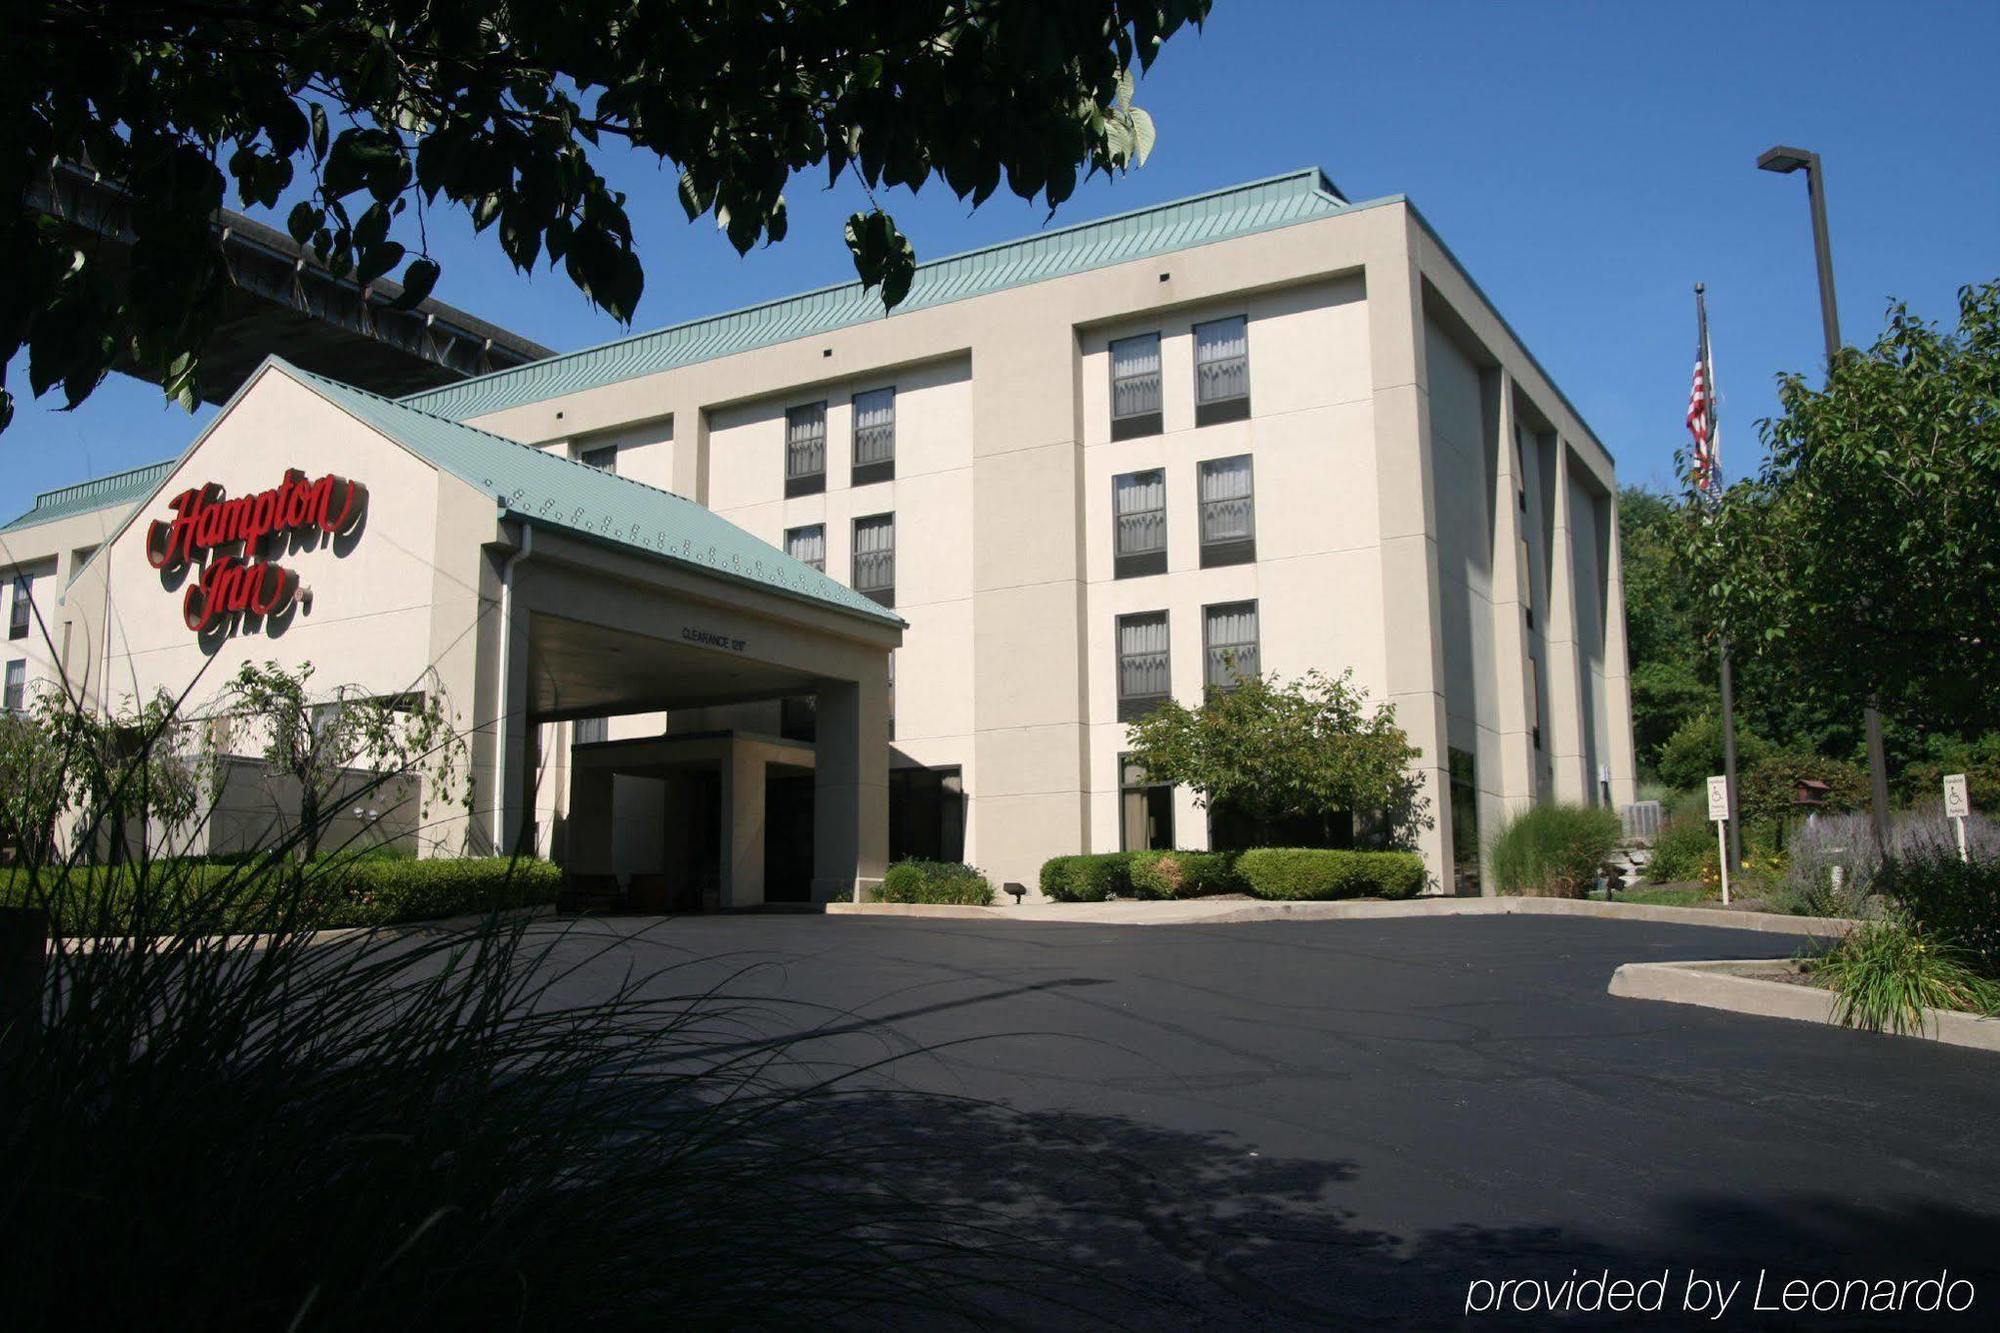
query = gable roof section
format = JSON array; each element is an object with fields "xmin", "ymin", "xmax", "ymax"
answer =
[
  {"xmin": 2, "ymin": 459, "xmax": 177, "ymax": 535},
  {"xmin": 401, "ymin": 168, "xmax": 1358, "ymax": 421},
  {"xmin": 279, "ymin": 362, "xmax": 901, "ymax": 628}
]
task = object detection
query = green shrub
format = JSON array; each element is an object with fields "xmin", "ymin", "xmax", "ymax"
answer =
[
  {"xmin": 1038, "ymin": 852, "xmax": 1142, "ymax": 902},
  {"xmin": 1489, "ymin": 804, "xmax": 1622, "ymax": 898},
  {"xmin": 1235, "ymin": 848, "xmax": 1425, "ymax": 901},
  {"xmin": 1129, "ymin": 850, "xmax": 1245, "ymax": 900},
  {"xmin": 1807, "ymin": 919, "xmax": 2000, "ymax": 1034},
  {"xmin": 1, "ymin": 856, "xmax": 560, "ymax": 934},
  {"xmin": 1645, "ymin": 816, "xmax": 1717, "ymax": 885},
  {"xmin": 1880, "ymin": 850, "xmax": 2000, "ymax": 979},
  {"xmin": 1739, "ymin": 751, "xmax": 1868, "ymax": 828},
  {"xmin": 874, "ymin": 860, "xmax": 995, "ymax": 906},
  {"xmin": 1656, "ymin": 713, "xmax": 1770, "ymax": 792}
]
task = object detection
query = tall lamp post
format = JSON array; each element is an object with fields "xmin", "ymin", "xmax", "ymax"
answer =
[{"xmin": 1756, "ymin": 144, "xmax": 1893, "ymax": 850}]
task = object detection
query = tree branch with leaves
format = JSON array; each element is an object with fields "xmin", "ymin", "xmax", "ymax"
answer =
[{"xmin": 4, "ymin": 0, "xmax": 1208, "ymax": 429}]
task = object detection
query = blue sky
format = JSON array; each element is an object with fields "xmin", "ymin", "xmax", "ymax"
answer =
[{"xmin": 5, "ymin": 0, "xmax": 1996, "ymax": 513}]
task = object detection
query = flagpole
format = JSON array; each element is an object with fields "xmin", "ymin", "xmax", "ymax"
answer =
[{"xmin": 1697, "ymin": 283, "xmax": 1744, "ymax": 877}]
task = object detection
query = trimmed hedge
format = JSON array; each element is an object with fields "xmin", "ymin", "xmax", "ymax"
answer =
[
  {"xmin": 1039, "ymin": 852, "xmax": 1142, "ymax": 902},
  {"xmin": 0, "ymin": 856, "xmax": 561, "ymax": 934},
  {"xmin": 1129, "ymin": 850, "xmax": 1245, "ymax": 900},
  {"xmin": 874, "ymin": 859, "xmax": 995, "ymax": 907},
  {"xmin": 1235, "ymin": 848, "xmax": 1426, "ymax": 901},
  {"xmin": 1040, "ymin": 848, "xmax": 1422, "ymax": 902}
]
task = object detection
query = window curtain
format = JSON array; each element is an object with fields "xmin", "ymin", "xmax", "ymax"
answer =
[
  {"xmin": 1113, "ymin": 471, "xmax": 1166, "ymax": 555},
  {"xmin": 1205, "ymin": 601, "xmax": 1260, "ymax": 688},
  {"xmin": 853, "ymin": 388, "xmax": 895, "ymax": 465},
  {"xmin": 1194, "ymin": 317, "xmax": 1248, "ymax": 403},
  {"xmin": 786, "ymin": 402, "xmax": 827, "ymax": 478},
  {"xmin": 854, "ymin": 515, "xmax": 895, "ymax": 591},
  {"xmin": 1198, "ymin": 455, "xmax": 1255, "ymax": 544},
  {"xmin": 786, "ymin": 526, "xmax": 825, "ymax": 571},
  {"xmin": 1118, "ymin": 614, "xmax": 1169, "ymax": 699},
  {"xmin": 1110, "ymin": 334, "xmax": 1162, "ymax": 418}
]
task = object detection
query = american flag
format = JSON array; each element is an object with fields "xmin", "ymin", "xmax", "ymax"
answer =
[{"xmin": 1686, "ymin": 323, "xmax": 1718, "ymax": 496}]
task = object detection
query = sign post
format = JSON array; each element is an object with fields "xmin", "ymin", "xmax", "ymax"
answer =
[
  {"xmin": 1943, "ymin": 773, "xmax": 1971, "ymax": 863},
  {"xmin": 1708, "ymin": 775, "xmax": 1733, "ymax": 905}
]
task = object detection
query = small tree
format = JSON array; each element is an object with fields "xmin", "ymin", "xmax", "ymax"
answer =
[
  {"xmin": 1124, "ymin": 669, "xmax": 1428, "ymax": 850},
  {"xmin": 0, "ymin": 684, "xmax": 210, "ymax": 868},
  {"xmin": 1678, "ymin": 281, "xmax": 2000, "ymax": 745},
  {"xmin": 224, "ymin": 661, "xmax": 466, "ymax": 861}
]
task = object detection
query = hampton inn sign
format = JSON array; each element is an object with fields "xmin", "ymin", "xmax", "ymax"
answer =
[{"xmin": 143, "ymin": 468, "xmax": 368, "ymax": 634}]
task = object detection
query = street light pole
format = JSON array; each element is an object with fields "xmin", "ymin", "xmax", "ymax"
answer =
[{"xmin": 1757, "ymin": 144, "xmax": 1892, "ymax": 851}]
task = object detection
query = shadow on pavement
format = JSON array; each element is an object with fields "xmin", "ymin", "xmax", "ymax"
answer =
[{"xmin": 778, "ymin": 1090, "xmax": 2000, "ymax": 1330}]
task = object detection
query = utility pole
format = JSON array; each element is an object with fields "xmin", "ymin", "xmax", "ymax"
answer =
[{"xmin": 1758, "ymin": 145, "xmax": 1891, "ymax": 851}]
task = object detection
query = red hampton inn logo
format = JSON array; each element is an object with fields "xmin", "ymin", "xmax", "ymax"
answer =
[{"xmin": 145, "ymin": 470, "xmax": 368, "ymax": 634}]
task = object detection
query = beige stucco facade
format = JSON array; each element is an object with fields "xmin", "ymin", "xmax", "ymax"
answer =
[
  {"xmin": 3, "ymin": 172, "xmax": 1634, "ymax": 900},
  {"xmin": 440, "ymin": 189, "xmax": 1634, "ymax": 894}
]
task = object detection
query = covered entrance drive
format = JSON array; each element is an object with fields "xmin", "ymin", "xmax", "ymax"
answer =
[{"xmin": 488, "ymin": 518, "xmax": 899, "ymax": 908}]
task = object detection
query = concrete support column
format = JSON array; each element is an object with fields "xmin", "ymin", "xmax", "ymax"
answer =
[
  {"xmin": 1484, "ymin": 372, "xmax": 1536, "ymax": 888},
  {"xmin": 1367, "ymin": 227, "xmax": 1452, "ymax": 890},
  {"xmin": 494, "ymin": 599, "xmax": 535, "ymax": 856},
  {"xmin": 720, "ymin": 744, "xmax": 768, "ymax": 908},
  {"xmin": 1600, "ymin": 490, "xmax": 1639, "ymax": 810},
  {"xmin": 1543, "ymin": 442, "xmax": 1590, "ymax": 803},
  {"xmin": 811, "ymin": 671, "xmax": 889, "ymax": 902},
  {"xmin": 566, "ymin": 765, "xmax": 615, "ymax": 875}
]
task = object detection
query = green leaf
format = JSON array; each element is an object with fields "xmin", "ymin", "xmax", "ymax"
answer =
[
  {"xmin": 387, "ymin": 257, "xmax": 441, "ymax": 311},
  {"xmin": 844, "ymin": 209, "xmax": 916, "ymax": 310},
  {"xmin": 287, "ymin": 202, "xmax": 324, "ymax": 247},
  {"xmin": 355, "ymin": 241, "xmax": 405, "ymax": 288}
]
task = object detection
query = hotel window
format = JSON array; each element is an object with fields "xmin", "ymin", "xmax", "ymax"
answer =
[
  {"xmin": 3, "ymin": 659, "xmax": 23, "ymax": 712},
  {"xmin": 1119, "ymin": 753, "xmax": 1174, "ymax": 852},
  {"xmin": 851, "ymin": 387, "xmax": 895, "ymax": 486},
  {"xmin": 1109, "ymin": 333, "xmax": 1162, "ymax": 440},
  {"xmin": 853, "ymin": 513, "xmax": 895, "ymax": 607},
  {"xmin": 8, "ymin": 573, "xmax": 30, "ymax": 639},
  {"xmin": 1193, "ymin": 315, "xmax": 1250, "ymax": 425},
  {"xmin": 1111, "ymin": 469, "xmax": 1167, "ymax": 578},
  {"xmin": 1197, "ymin": 454, "xmax": 1256, "ymax": 566},
  {"xmin": 1116, "ymin": 611, "xmax": 1170, "ymax": 722},
  {"xmin": 577, "ymin": 443, "xmax": 618, "ymax": 473},
  {"xmin": 785, "ymin": 523, "xmax": 826, "ymax": 572},
  {"xmin": 574, "ymin": 716, "xmax": 607, "ymax": 745},
  {"xmin": 784, "ymin": 401, "xmax": 827, "ymax": 496},
  {"xmin": 1449, "ymin": 747, "xmax": 1481, "ymax": 895},
  {"xmin": 1203, "ymin": 600, "xmax": 1260, "ymax": 692},
  {"xmin": 1527, "ymin": 656, "xmax": 1543, "ymax": 750},
  {"xmin": 889, "ymin": 765, "xmax": 966, "ymax": 863}
]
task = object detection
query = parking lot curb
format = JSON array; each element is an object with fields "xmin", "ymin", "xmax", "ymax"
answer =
[
  {"xmin": 1609, "ymin": 959, "xmax": 2000, "ymax": 1054},
  {"xmin": 826, "ymin": 896, "xmax": 1858, "ymax": 935}
]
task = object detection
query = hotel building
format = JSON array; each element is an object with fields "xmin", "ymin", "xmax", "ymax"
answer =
[{"xmin": 0, "ymin": 168, "xmax": 1634, "ymax": 901}]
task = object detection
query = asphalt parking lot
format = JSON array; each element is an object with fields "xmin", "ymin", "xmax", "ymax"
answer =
[{"xmin": 553, "ymin": 912, "xmax": 2000, "ymax": 1327}]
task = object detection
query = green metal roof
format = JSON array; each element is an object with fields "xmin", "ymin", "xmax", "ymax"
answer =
[
  {"xmin": 1, "ymin": 459, "xmax": 177, "ymax": 535},
  {"xmin": 402, "ymin": 167, "xmax": 1357, "ymax": 421},
  {"xmin": 282, "ymin": 362, "xmax": 902, "ymax": 628}
]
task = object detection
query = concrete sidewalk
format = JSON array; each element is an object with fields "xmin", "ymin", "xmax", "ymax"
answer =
[{"xmin": 829, "ymin": 894, "xmax": 1857, "ymax": 936}]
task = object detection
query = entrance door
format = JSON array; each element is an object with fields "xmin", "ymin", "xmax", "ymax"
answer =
[{"xmin": 762, "ymin": 773, "xmax": 815, "ymax": 902}]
